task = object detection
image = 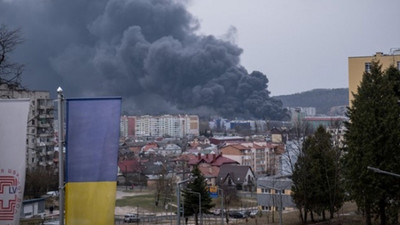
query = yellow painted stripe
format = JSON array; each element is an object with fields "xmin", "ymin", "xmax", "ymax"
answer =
[{"xmin": 65, "ymin": 182, "xmax": 116, "ymax": 225}]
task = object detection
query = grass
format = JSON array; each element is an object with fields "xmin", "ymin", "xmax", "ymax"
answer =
[{"xmin": 116, "ymin": 190, "xmax": 177, "ymax": 213}]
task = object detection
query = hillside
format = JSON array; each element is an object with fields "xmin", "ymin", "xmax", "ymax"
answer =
[{"xmin": 273, "ymin": 88, "xmax": 349, "ymax": 115}]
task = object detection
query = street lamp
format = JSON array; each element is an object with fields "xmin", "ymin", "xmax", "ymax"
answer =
[
  {"xmin": 176, "ymin": 177, "xmax": 196, "ymax": 225},
  {"xmin": 259, "ymin": 184, "xmax": 283, "ymax": 225},
  {"xmin": 218, "ymin": 188, "xmax": 224, "ymax": 225},
  {"xmin": 187, "ymin": 189, "xmax": 202, "ymax": 225},
  {"xmin": 57, "ymin": 87, "xmax": 65, "ymax": 225},
  {"xmin": 367, "ymin": 166, "xmax": 400, "ymax": 178}
]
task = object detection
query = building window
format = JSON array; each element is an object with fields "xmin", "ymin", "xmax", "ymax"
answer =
[
  {"xmin": 365, "ymin": 62, "xmax": 371, "ymax": 73},
  {"xmin": 262, "ymin": 188, "xmax": 271, "ymax": 193},
  {"xmin": 397, "ymin": 61, "xmax": 400, "ymax": 70}
]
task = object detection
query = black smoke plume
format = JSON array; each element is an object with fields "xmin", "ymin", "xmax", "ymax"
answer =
[{"xmin": 0, "ymin": 0, "xmax": 286, "ymax": 120}]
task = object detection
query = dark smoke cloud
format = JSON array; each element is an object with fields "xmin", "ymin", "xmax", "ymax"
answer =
[{"xmin": 0, "ymin": 0, "xmax": 286, "ymax": 119}]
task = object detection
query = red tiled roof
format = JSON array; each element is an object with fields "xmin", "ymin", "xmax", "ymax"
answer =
[
  {"xmin": 118, "ymin": 159, "xmax": 141, "ymax": 173},
  {"xmin": 142, "ymin": 143, "xmax": 158, "ymax": 152},
  {"xmin": 188, "ymin": 154, "xmax": 239, "ymax": 167},
  {"xmin": 198, "ymin": 164, "xmax": 220, "ymax": 178}
]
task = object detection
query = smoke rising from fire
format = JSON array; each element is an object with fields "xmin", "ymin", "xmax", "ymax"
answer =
[{"xmin": 0, "ymin": 0, "xmax": 286, "ymax": 119}]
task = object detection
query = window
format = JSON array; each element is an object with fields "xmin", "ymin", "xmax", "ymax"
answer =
[
  {"xmin": 262, "ymin": 188, "xmax": 271, "ymax": 193},
  {"xmin": 397, "ymin": 61, "xmax": 400, "ymax": 71},
  {"xmin": 365, "ymin": 62, "xmax": 371, "ymax": 73}
]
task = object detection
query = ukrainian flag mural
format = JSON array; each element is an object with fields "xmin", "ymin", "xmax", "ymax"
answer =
[{"xmin": 65, "ymin": 97, "xmax": 121, "ymax": 225}]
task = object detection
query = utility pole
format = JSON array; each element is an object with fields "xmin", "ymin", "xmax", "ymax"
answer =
[{"xmin": 57, "ymin": 87, "xmax": 64, "ymax": 225}]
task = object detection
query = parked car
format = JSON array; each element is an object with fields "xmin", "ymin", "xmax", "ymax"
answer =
[
  {"xmin": 124, "ymin": 214, "xmax": 139, "ymax": 223},
  {"xmin": 228, "ymin": 211, "xmax": 247, "ymax": 219},
  {"xmin": 213, "ymin": 209, "xmax": 226, "ymax": 216},
  {"xmin": 249, "ymin": 209, "xmax": 259, "ymax": 218}
]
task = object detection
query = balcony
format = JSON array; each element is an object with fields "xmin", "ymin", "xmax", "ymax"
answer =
[
  {"xmin": 38, "ymin": 114, "xmax": 54, "ymax": 119},
  {"xmin": 38, "ymin": 123, "xmax": 51, "ymax": 128}
]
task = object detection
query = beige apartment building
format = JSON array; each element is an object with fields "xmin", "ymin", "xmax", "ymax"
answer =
[
  {"xmin": 349, "ymin": 51, "xmax": 400, "ymax": 105},
  {"xmin": 220, "ymin": 142, "xmax": 285, "ymax": 175},
  {"xmin": 131, "ymin": 114, "xmax": 199, "ymax": 138}
]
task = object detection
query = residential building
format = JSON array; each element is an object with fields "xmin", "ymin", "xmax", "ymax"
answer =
[
  {"xmin": 0, "ymin": 83, "xmax": 55, "ymax": 168},
  {"xmin": 209, "ymin": 118, "xmax": 266, "ymax": 132},
  {"xmin": 302, "ymin": 116, "xmax": 347, "ymax": 131},
  {"xmin": 257, "ymin": 176, "xmax": 296, "ymax": 211},
  {"xmin": 209, "ymin": 136, "xmax": 245, "ymax": 145},
  {"xmin": 181, "ymin": 153, "xmax": 239, "ymax": 185},
  {"xmin": 20, "ymin": 198, "xmax": 46, "ymax": 219},
  {"xmin": 349, "ymin": 51, "xmax": 400, "ymax": 105},
  {"xmin": 131, "ymin": 114, "xmax": 199, "ymax": 138},
  {"xmin": 217, "ymin": 165, "xmax": 256, "ymax": 191},
  {"xmin": 220, "ymin": 142, "xmax": 285, "ymax": 175},
  {"xmin": 120, "ymin": 115, "xmax": 135, "ymax": 137}
]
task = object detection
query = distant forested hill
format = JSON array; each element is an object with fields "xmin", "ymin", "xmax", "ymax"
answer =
[{"xmin": 273, "ymin": 88, "xmax": 349, "ymax": 115}]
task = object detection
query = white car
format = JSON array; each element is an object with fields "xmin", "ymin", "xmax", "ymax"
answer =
[{"xmin": 124, "ymin": 214, "xmax": 139, "ymax": 223}]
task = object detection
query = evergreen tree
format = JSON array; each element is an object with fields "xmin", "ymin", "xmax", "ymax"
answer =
[
  {"xmin": 292, "ymin": 126, "xmax": 344, "ymax": 224},
  {"xmin": 344, "ymin": 61, "xmax": 400, "ymax": 225},
  {"xmin": 182, "ymin": 166, "xmax": 215, "ymax": 225}
]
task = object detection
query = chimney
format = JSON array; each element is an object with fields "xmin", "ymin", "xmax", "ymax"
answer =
[
  {"xmin": 206, "ymin": 154, "xmax": 209, "ymax": 159},
  {"xmin": 213, "ymin": 154, "xmax": 216, "ymax": 160},
  {"xmin": 197, "ymin": 153, "xmax": 201, "ymax": 160}
]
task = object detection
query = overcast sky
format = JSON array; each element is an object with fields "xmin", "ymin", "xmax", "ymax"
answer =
[{"xmin": 187, "ymin": 0, "xmax": 400, "ymax": 96}]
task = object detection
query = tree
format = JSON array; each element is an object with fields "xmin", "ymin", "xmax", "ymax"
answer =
[
  {"xmin": 344, "ymin": 61, "xmax": 400, "ymax": 225},
  {"xmin": 154, "ymin": 167, "xmax": 174, "ymax": 208},
  {"xmin": 24, "ymin": 167, "xmax": 58, "ymax": 199},
  {"xmin": 292, "ymin": 126, "xmax": 344, "ymax": 224},
  {"xmin": 182, "ymin": 166, "xmax": 214, "ymax": 225},
  {"xmin": 0, "ymin": 24, "xmax": 23, "ymax": 85}
]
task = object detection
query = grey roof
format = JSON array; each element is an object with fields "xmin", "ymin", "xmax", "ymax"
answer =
[
  {"xmin": 257, "ymin": 176, "xmax": 292, "ymax": 190},
  {"xmin": 218, "ymin": 165, "xmax": 254, "ymax": 185}
]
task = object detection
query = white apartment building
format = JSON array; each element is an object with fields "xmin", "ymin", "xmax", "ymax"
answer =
[
  {"xmin": 132, "ymin": 114, "xmax": 199, "ymax": 138},
  {"xmin": 0, "ymin": 83, "xmax": 55, "ymax": 169}
]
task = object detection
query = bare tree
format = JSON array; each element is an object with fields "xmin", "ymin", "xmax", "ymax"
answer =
[
  {"xmin": 281, "ymin": 116, "xmax": 312, "ymax": 175},
  {"xmin": 0, "ymin": 24, "xmax": 23, "ymax": 85}
]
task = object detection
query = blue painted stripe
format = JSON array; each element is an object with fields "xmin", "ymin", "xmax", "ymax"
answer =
[{"xmin": 65, "ymin": 97, "xmax": 121, "ymax": 182}]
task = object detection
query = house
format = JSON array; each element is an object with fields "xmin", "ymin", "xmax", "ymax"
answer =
[
  {"xmin": 197, "ymin": 163, "xmax": 220, "ymax": 186},
  {"xmin": 217, "ymin": 165, "xmax": 256, "ymax": 191},
  {"xmin": 117, "ymin": 159, "xmax": 145, "ymax": 186},
  {"xmin": 178, "ymin": 154, "xmax": 238, "ymax": 185},
  {"xmin": 188, "ymin": 154, "xmax": 238, "ymax": 169},
  {"xmin": 220, "ymin": 142, "xmax": 285, "ymax": 175},
  {"xmin": 209, "ymin": 136, "xmax": 245, "ymax": 145},
  {"xmin": 257, "ymin": 176, "xmax": 296, "ymax": 211},
  {"xmin": 20, "ymin": 198, "xmax": 46, "ymax": 219}
]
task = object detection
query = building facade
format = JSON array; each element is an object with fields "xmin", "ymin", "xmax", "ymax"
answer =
[
  {"xmin": 0, "ymin": 83, "xmax": 55, "ymax": 168},
  {"xmin": 120, "ymin": 114, "xmax": 199, "ymax": 138},
  {"xmin": 257, "ymin": 176, "xmax": 296, "ymax": 211},
  {"xmin": 349, "ymin": 51, "xmax": 400, "ymax": 105},
  {"xmin": 220, "ymin": 142, "xmax": 285, "ymax": 175}
]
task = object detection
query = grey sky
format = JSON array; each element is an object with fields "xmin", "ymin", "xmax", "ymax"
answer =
[{"xmin": 188, "ymin": 0, "xmax": 400, "ymax": 96}]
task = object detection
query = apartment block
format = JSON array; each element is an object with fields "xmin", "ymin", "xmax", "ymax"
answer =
[
  {"xmin": 0, "ymin": 83, "xmax": 55, "ymax": 169},
  {"xmin": 349, "ymin": 51, "xmax": 400, "ymax": 105},
  {"xmin": 121, "ymin": 114, "xmax": 199, "ymax": 138}
]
